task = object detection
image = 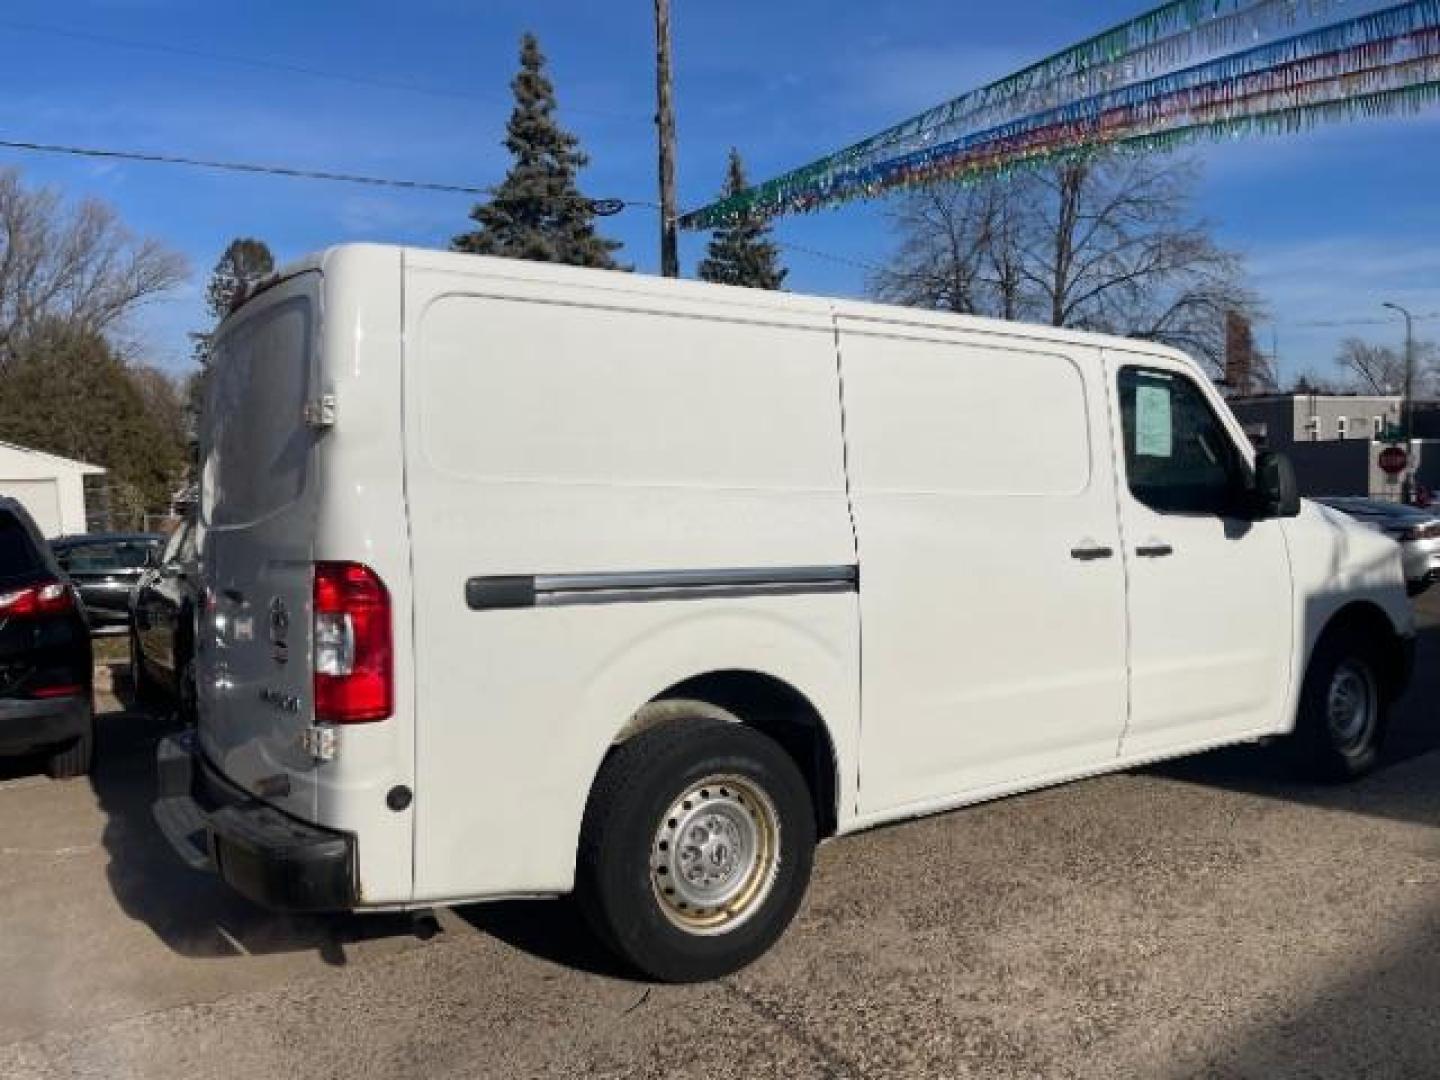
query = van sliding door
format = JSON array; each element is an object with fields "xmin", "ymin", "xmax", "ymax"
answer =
[{"xmin": 839, "ymin": 321, "xmax": 1129, "ymax": 816}]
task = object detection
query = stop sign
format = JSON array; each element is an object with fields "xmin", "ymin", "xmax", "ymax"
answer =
[{"xmin": 1379, "ymin": 445, "xmax": 1409, "ymax": 475}]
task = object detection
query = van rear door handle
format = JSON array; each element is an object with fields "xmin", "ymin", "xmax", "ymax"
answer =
[
  {"xmin": 1070, "ymin": 545, "xmax": 1114, "ymax": 561},
  {"xmin": 1136, "ymin": 543, "xmax": 1175, "ymax": 558}
]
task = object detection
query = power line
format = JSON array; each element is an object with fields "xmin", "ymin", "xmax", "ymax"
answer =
[
  {"xmin": 0, "ymin": 17, "xmax": 643, "ymax": 122},
  {"xmin": 775, "ymin": 241, "xmax": 882, "ymax": 273},
  {"xmin": 0, "ymin": 136, "xmax": 655, "ymax": 212},
  {"xmin": 1288, "ymin": 311, "xmax": 1440, "ymax": 328}
]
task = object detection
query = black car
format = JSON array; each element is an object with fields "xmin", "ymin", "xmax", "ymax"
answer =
[
  {"xmin": 50, "ymin": 532, "xmax": 163, "ymax": 634},
  {"xmin": 0, "ymin": 498, "xmax": 94, "ymax": 777},
  {"xmin": 130, "ymin": 517, "xmax": 199, "ymax": 718}
]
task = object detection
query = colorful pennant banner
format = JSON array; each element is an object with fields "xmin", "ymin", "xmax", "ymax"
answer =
[{"xmin": 680, "ymin": 0, "xmax": 1438, "ymax": 229}]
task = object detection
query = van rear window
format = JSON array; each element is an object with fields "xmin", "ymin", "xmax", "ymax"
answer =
[{"xmin": 202, "ymin": 296, "xmax": 313, "ymax": 528}]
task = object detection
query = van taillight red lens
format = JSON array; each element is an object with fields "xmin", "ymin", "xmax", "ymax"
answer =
[
  {"xmin": 0, "ymin": 580, "xmax": 74, "ymax": 618},
  {"xmin": 313, "ymin": 562, "xmax": 392, "ymax": 724}
]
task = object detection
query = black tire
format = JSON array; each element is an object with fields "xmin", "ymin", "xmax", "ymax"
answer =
[
  {"xmin": 1289, "ymin": 626, "xmax": 1388, "ymax": 782},
  {"xmin": 175, "ymin": 617, "xmax": 197, "ymax": 725},
  {"xmin": 576, "ymin": 715, "xmax": 816, "ymax": 983},
  {"xmin": 128, "ymin": 629, "xmax": 155, "ymax": 708},
  {"xmin": 46, "ymin": 709, "xmax": 94, "ymax": 779},
  {"xmin": 176, "ymin": 655, "xmax": 198, "ymax": 727}
]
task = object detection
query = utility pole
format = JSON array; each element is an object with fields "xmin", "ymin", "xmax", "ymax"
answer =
[{"xmin": 654, "ymin": 0, "xmax": 679, "ymax": 278}]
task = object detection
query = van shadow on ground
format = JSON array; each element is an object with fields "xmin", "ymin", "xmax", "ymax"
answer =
[
  {"xmin": 89, "ymin": 663, "xmax": 421, "ymax": 965},
  {"xmin": 82, "ymin": 657, "xmax": 625, "ymax": 972},
  {"xmin": 1151, "ymin": 599, "xmax": 1440, "ymax": 832},
  {"xmin": 451, "ymin": 897, "xmax": 638, "ymax": 980},
  {"xmin": 1149, "ymin": 602, "xmax": 1440, "ymax": 1078}
]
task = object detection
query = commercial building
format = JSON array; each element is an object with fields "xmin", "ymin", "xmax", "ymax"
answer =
[{"xmin": 1227, "ymin": 394, "xmax": 1440, "ymax": 499}]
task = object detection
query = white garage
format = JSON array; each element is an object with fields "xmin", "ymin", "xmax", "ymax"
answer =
[{"xmin": 0, "ymin": 441, "xmax": 105, "ymax": 537}]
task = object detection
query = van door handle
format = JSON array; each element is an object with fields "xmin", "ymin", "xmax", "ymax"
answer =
[
  {"xmin": 1069, "ymin": 545, "xmax": 1114, "ymax": 561},
  {"xmin": 1136, "ymin": 543, "xmax": 1174, "ymax": 558}
]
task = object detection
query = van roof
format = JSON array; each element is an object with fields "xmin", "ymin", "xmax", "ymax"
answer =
[{"xmin": 250, "ymin": 243, "xmax": 1195, "ymax": 370}]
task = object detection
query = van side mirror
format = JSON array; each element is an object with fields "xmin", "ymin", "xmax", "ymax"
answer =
[{"xmin": 1250, "ymin": 451, "xmax": 1301, "ymax": 519}]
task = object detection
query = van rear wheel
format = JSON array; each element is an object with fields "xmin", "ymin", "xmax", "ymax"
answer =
[
  {"xmin": 576, "ymin": 715, "xmax": 815, "ymax": 983},
  {"xmin": 1290, "ymin": 627, "xmax": 1387, "ymax": 782}
]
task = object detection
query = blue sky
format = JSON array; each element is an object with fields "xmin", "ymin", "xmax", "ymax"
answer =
[{"xmin": 2, "ymin": 0, "xmax": 1438, "ymax": 383}]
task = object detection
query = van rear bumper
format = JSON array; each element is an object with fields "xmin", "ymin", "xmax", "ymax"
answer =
[{"xmin": 153, "ymin": 730, "xmax": 357, "ymax": 911}]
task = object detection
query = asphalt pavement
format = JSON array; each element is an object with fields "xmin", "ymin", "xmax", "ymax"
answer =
[{"xmin": 1, "ymin": 594, "xmax": 1437, "ymax": 1079}]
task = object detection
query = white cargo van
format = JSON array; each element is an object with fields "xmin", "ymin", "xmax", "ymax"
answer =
[{"xmin": 156, "ymin": 245, "xmax": 1415, "ymax": 982}]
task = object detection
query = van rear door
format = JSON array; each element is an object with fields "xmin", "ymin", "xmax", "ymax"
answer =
[{"xmin": 197, "ymin": 272, "xmax": 321, "ymax": 819}]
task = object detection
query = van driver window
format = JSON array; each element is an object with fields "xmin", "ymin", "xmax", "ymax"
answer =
[{"xmin": 1118, "ymin": 367, "xmax": 1244, "ymax": 515}]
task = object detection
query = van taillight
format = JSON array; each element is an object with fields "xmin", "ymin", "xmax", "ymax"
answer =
[
  {"xmin": 313, "ymin": 562, "xmax": 392, "ymax": 724},
  {"xmin": 0, "ymin": 580, "xmax": 75, "ymax": 618}
]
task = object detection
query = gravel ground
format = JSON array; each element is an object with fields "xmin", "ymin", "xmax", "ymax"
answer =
[{"xmin": 1, "ymin": 593, "xmax": 1436, "ymax": 1079}]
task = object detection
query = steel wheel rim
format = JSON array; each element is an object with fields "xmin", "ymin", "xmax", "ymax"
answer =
[
  {"xmin": 651, "ymin": 774, "xmax": 780, "ymax": 936},
  {"xmin": 1327, "ymin": 658, "xmax": 1377, "ymax": 754}
]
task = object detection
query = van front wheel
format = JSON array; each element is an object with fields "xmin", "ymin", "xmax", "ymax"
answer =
[
  {"xmin": 1291, "ymin": 628, "xmax": 1387, "ymax": 782},
  {"xmin": 576, "ymin": 715, "xmax": 815, "ymax": 983}
]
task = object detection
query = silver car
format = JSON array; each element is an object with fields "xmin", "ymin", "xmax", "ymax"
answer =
[{"xmin": 1318, "ymin": 497, "xmax": 1440, "ymax": 596}]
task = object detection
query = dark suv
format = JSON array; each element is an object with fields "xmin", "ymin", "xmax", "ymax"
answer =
[{"xmin": 0, "ymin": 498, "xmax": 94, "ymax": 777}]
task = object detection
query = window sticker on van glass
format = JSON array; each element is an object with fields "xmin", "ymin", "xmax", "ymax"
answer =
[{"xmin": 1135, "ymin": 385, "xmax": 1173, "ymax": 458}]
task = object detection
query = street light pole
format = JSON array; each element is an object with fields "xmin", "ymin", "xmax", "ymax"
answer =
[
  {"xmin": 1382, "ymin": 301, "xmax": 1415, "ymax": 442},
  {"xmin": 1382, "ymin": 301, "xmax": 1416, "ymax": 502},
  {"xmin": 654, "ymin": 0, "xmax": 680, "ymax": 278}
]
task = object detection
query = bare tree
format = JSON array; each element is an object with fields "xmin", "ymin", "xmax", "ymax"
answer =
[
  {"xmin": 872, "ymin": 182, "xmax": 1014, "ymax": 316},
  {"xmin": 0, "ymin": 169, "xmax": 188, "ymax": 365},
  {"xmin": 870, "ymin": 153, "xmax": 1257, "ymax": 374},
  {"xmin": 1334, "ymin": 337, "xmax": 1438, "ymax": 395}
]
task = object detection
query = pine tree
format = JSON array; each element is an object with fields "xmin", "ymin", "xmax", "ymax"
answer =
[
  {"xmin": 188, "ymin": 238, "xmax": 275, "ymax": 458},
  {"xmin": 191, "ymin": 238, "xmax": 275, "ymax": 367},
  {"xmin": 697, "ymin": 149, "xmax": 787, "ymax": 290},
  {"xmin": 205, "ymin": 238, "xmax": 275, "ymax": 320},
  {"xmin": 453, "ymin": 33, "xmax": 622, "ymax": 269}
]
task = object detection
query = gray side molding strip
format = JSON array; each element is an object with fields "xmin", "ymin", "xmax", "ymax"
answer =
[{"xmin": 466, "ymin": 565, "xmax": 858, "ymax": 611}]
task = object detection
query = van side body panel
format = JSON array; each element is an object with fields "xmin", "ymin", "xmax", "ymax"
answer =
[
  {"xmin": 400, "ymin": 254, "xmax": 858, "ymax": 901},
  {"xmin": 309, "ymin": 246, "xmax": 416, "ymax": 905},
  {"xmin": 1101, "ymin": 341, "xmax": 1412, "ymax": 744},
  {"xmin": 1100, "ymin": 346, "xmax": 1295, "ymax": 758},
  {"xmin": 833, "ymin": 307, "xmax": 1131, "ymax": 818}
]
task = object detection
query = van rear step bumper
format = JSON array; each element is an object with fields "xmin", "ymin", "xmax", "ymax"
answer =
[{"xmin": 153, "ymin": 731, "xmax": 357, "ymax": 912}]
